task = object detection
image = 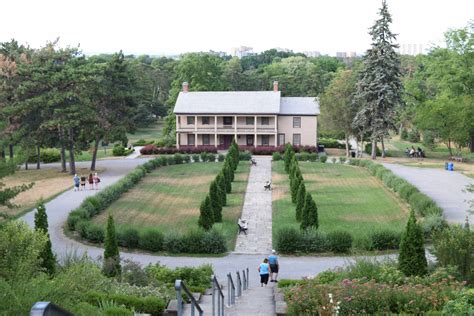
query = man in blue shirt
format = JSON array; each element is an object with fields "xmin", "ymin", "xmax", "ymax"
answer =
[{"xmin": 269, "ymin": 249, "xmax": 279, "ymax": 282}]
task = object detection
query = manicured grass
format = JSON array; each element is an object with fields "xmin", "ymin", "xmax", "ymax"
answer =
[
  {"xmin": 272, "ymin": 161, "xmax": 409, "ymax": 249},
  {"xmin": 127, "ymin": 120, "xmax": 164, "ymax": 144},
  {"xmin": 93, "ymin": 162, "xmax": 250, "ymax": 250}
]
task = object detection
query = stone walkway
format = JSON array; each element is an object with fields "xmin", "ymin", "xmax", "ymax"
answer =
[
  {"xmin": 234, "ymin": 156, "xmax": 273, "ymax": 254},
  {"xmin": 225, "ymin": 283, "xmax": 275, "ymax": 316},
  {"xmin": 383, "ymin": 163, "xmax": 474, "ymax": 224}
]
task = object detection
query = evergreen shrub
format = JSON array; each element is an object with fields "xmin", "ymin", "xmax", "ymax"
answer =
[
  {"xmin": 173, "ymin": 153, "xmax": 183, "ymax": 164},
  {"xmin": 319, "ymin": 155, "xmax": 327, "ymax": 163},
  {"xmin": 118, "ymin": 228, "xmax": 140, "ymax": 249},
  {"xmin": 138, "ymin": 229, "xmax": 164, "ymax": 252},
  {"xmin": 369, "ymin": 230, "xmax": 401, "ymax": 250},
  {"xmin": 218, "ymin": 154, "xmax": 225, "ymax": 162},
  {"xmin": 327, "ymin": 231, "xmax": 353, "ymax": 253},
  {"xmin": 192, "ymin": 154, "xmax": 200, "ymax": 162},
  {"xmin": 272, "ymin": 152, "xmax": 282, "ymax": 161},
  {"xmin": 238, "ymin": 152, "xmax": 251, "ymax": 161}
]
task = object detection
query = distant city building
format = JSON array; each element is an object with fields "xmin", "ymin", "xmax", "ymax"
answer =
[
  {"xmin": 397, "ymin": 44, "xmax": 424, "ymax": 55},
  {"xmin": 303, "ymin": 51, "xmax": 321, "ymax": 58},
  {"xmin": 208, "ymin": 50, "xmax": 228, "ymax": 58},
  {"xmin": 231, "ymin": 46, "xmax": 254, "ymax": 58},
  {"xmin": 336, "ymin": 51, "xmax": 357, "ymax": 58},
  {"xmin": 274, "ymin": 47, "xmax": 292, "ymax": 53}
]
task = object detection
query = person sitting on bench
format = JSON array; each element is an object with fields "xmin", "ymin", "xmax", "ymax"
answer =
[
  {"xmin": 238, "ymin": 218, "xmax": 248, "ymax": 235},
  {"xmin": 264, "ymin": 181, "xmax": 272, "ymax": 191},
  {"xmin": 251, "ymin": 158, "xmax": 257, "ymax": 166}
]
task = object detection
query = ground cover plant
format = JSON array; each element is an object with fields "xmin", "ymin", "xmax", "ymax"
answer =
[
  {"xmin": 67, "ymin": 154, "xmax": 250, "ymax": 253},
  {"xmin": 272, "ymin": 160, "xmax": 408, "ymax": 252}
]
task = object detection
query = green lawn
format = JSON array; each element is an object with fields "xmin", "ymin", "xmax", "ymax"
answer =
[
  {"xmin": 127, "ymin": 119, "xmax": 164, "ymax": 144},
  {"xmin": 386, "ymin": 137, "xmax": 474, "ymax": 160},
  {"xmin": 93, "ymin": 162, "xmax": 250, "ymax": 250},
  {"xmin": 272, "ymin": 161, "xmax": 409, "ymax": 250}
]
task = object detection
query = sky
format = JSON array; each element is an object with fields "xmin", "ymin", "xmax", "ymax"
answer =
[{"xmin": 1, "ymin": 0, "xmax": 472, "ymax": 56}]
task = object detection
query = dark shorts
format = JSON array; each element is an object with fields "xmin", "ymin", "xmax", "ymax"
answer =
[
  {"xmin": 74, "ymin": 183, "xmax": 79, "ymax": 188},
  {"xmin": 260, "ymin": 273, "xmax": 269, "ymax": 284},
  {"xmin": 270, "ymin": 264, "xmax": 279, "ymax": 273}
]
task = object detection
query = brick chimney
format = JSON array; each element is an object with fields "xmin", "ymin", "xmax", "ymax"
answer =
[
  {"xmin": 273, "ymin": 81, "xmax": 279, "ymax": 92},
  {"xmin": 182, "ymin": 82, "xmax": 189, "ymax": 92}
]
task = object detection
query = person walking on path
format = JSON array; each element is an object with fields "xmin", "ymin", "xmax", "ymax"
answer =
[
  {"xmin": 258, "ymin": 258, "xmax": 271, "ymax": 287},
  {"xmin": 88, "ymin": 173, "xmax": 94, "ymax": 190},
  {"xmin": 269, "ymin": 250, "xmax": 279, "ymax": 283},
  {"xmin": 93, "ymin": 172, "xmax": 100, "ymax": 190},
  {"xmin": 73, "ymin": 174, "xmax": 80, "ymax": 192},
  {"xmin": 80, "ymin": 175, "xmax": 86, "ymax": 191}
]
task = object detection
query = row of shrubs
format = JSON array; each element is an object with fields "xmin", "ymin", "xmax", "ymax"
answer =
[
  {"xmin": 275, "ymin": 227, "xmax": 401, "ymax": 254},
  {"xmin": 85, "ymin": 291, "xmax": 166, "ymax": 316},
  {"xmin": 238, "ymin": 145, "xmax": 318, "ymax": 155},
  {"xmin": 27, "ymin": 148, "xmax": 61, "ymax": 163},
  {"xmin": 112, "ymin": 144, "xmax": 134, "ymax": 156},
  {"xmin": 67, "ymin": 155, "xmax": 228, "ymax": 254},
  {"xmin": 349, "ymin": 159, "xmax": 443, "ymax": 217},
  {"xmin": 318, "ymin": 137, "xmax": 352, "ymax": 149},
  {"xmin": 140, "ymin": 145, "xmax": 218, "ymax": 155},
  {"xmin": 272, "ymin": 151, "xmax": 329, "ymax": 163}
]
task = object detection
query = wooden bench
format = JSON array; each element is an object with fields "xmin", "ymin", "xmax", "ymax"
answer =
[
  {"xmin": 238, "ymin": 219, "xmax": 248, "ymax": 235},
  {"xmin": 450, "ymin": 156, "xmax": 465, "ymax": 163}
]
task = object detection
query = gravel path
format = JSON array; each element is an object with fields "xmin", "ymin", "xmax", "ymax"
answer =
[{"xmin": 383, "ymin": 163, "xmax": 474, "ymax": 224}]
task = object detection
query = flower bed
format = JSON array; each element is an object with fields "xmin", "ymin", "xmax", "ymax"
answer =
[{"xmin": 140, "ymin": 145, "xmax": 217, "ymax": 155}]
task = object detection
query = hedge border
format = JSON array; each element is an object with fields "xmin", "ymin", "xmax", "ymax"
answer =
[{"xmin": 67, "ymin": 154, "xmax": 229, "ymax": 254}]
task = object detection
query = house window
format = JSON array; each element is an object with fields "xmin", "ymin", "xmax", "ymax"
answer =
[
  {"xmin": 246, "ymin": 135, "xmax": 254, "ymax": 146},
  {"xmin": 187, "ymin": 116, "xmax": 195, "ymax": 125},
  {"xmin": 202, "ymin": 134, "xmax": 210, "ymax": 145},
  {"xmin": 202, "ymin": 116, "xmax": 210, "ymax": 125},
  {"xmin": 223, "ymin": 116, "xmax": 233, "ymax": 125},
  {"xmin": 246, "ymin": 117, "xmax": 254, "ymax": 125},
  {"xmin": 261, "ymin": 135, "xmax": 270, "ymax": 146},
  {"xmin": 293, "ymin": 134, "xmax": 301, "ymax": 146},
  {"xmin": 187, "ymin": 134, "xmax": 195, "ymax": 146},
  {"xmin": 278, "ymin": 134, "xmax": 285, "ymax": 146},
  {"xmin": 293, "ymin": 117, "xmax": 301, "ymax": 128},
  {"xmin": 261, "ymin": 117, "xmax": 269, "ymax": 125}
]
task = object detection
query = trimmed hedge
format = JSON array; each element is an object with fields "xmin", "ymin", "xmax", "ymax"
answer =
[
  {"xmin": 86, "ymin": 291, "xmax": 166, "ymax": 316},
  {"xmin": 318, "ymin": 138, "xmax": 352, "ymax": 149},
  {"xmin": 369, "ymin": 230, "xmax": 401, "ymax": 250},
  {"xmin": 349, "ymin": 159, "xmax": 444, "ymax": 220},
  {"xmin": 140, "ymin": 145, "xmax": 218, "ymax": 155},
  {"xmin": 67, "ymin": 155, "xmax": 228, "ymax": 254},
  {"xmin": 239, "ymin": 145, "xmax": 318, "ymax": 155}
]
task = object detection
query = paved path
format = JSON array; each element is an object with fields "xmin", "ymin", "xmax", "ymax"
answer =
[
  {"xmin": 235, "ymin": 156, "xmax": 273, "ymax": 254},
  {"xmin": 226, "ymin": 283, "xmax": 275, "ymax": 316},
  {"xmin": 383, "ymin": 163, "xmax": 474, "ymax": 224},
  {"xmin": 125, "ymin": 146, "xmax": 143, "ymax": 159}
]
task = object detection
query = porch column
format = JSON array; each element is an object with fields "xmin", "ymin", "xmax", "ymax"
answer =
[
  {"xmin": 194, "ymin": 115, "xmax": 197, "ymax": 132},
  {"xmin": 214, "ymin": 115, "xmax": 217, "ymax": 132},
  {"xmin": 214, "ymin": 134, "xmax": 218, "ymax": 148},
  {"xmin": 176, "ymin": 132, "xmax": 180, "ymax": 149},
  {"xmin": 274, "ymin": 133, "xmax": 277, "ymax": 147},
  {"xmin": 234, "ymin": 115, "xmax": 237, "ymax": 133},
  {"xmin": 194, "ymin": 133, "xmax": 197, "ymax": 148},
  {"xmin": 274, "ymin": 115, "xmax": 278, "ymax": 133},
  {"xmin": 254, "ymin": 134, "xmax": 257, "ymax": 147},
  {"xmin": 254, "ymin": 115, "xmax": 257, "ymax": 133}
]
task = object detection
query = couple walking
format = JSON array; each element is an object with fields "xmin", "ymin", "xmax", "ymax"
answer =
[{"xmin": 258, "ymin": 250, "xmax": 279, "ymax": 287}]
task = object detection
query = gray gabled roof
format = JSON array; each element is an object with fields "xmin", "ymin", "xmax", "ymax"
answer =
[
  {"xmin": 173, "ymin": 91, "xmax": 319, "ymax": 115},
  {"xmin": 174, "ymin": 91, "xmax": 281, "ymax": 114},
  {"xmin": 280, "ymin": 97, "xmax": 319, "ymax": 115}
]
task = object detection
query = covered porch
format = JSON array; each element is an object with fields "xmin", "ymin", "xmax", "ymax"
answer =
[{"xmin": 176, "ymin": 133, "xmax": 277, "ymax": 149}]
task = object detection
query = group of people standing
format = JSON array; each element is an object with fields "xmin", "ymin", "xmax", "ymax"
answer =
[
  {"xmin": 73, "ymin": 173, "xmax": 100, "ymax": 191},
  {"xmin": 258, "ymin": 250, "xmax": 279, "ymax": 287}
]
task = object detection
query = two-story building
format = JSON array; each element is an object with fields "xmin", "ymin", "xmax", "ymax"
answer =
[{"xmin": 174, "ymin": 81, "xmax": 319, "ymax": 149}]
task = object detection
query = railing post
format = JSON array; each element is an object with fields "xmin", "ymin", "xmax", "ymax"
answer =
[
  {"xmin": 212, "ymin": 275, "xmax": 216, "ymax": 316},
  {"xmin": 227, "ymin": 273, "xmax": 231, "ymax": 306},
  {"xmin": 246, "ymin": 267, "xmax": 249, "ymax": 289},
  {"xmin": 243, "ymin": 269, "xmax": 247, "ymax": 290},
  {"xmin": 236, "ymin": 271, "xmax": 242, "ymax": 297},
  {"xmin": 175, "ymin": 280, "xmax": 183, "ymax": 316}
]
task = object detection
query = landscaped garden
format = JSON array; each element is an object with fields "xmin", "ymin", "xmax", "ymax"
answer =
[
  {"xmin": 273, "ymin": 160, "xmax": 408, "ymax": 251},
  {"xmin": 93, "ymin": 161, "xmax": 249, "ymax": 250}
]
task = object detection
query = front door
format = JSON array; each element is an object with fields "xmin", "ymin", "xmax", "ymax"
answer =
[
  {"xmin": 246, "ymin": 135, "xmax": 254, "ymax": 146},
  {"xmin": 221, "ymin": 135, "xmax": 233, "ymax": 149}
]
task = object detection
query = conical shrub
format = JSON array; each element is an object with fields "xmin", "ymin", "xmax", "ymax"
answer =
[
  {"xmin": 198, "ymin": 196, "xmax": 214, "ymax": 230},
  {"xmin": 295, "ymin": 182, "xmax": 306, "ymax": 222},
  {"xmin": 398, "ymin": 210, "xmax": 427, "ymax": 276}
]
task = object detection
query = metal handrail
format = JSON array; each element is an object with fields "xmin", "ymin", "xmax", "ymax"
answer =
[
  {"xmin": 227, "ymin": 272, "xmax": 236, "ymax": 307},
  {"xmin": 242, "ymin": 269, "xmax": 247, "ymax": 290},
  {"xmin": 175, "ymin": 279, "xmax": 204, "ymax": 316},
  {"xmin": 236, "ymin": 271, "xmax": 242, "ymax": 297},
  {"xmin": 246, "ymin": 268, "xmax": 249, "ymax": 289},
  {"xmin": 211, "ymin": 275, "xmax": 225, "ymax": 316}
]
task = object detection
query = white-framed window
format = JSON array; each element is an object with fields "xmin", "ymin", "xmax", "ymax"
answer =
[
  {"xmin": 293, "ymin": 134, "xmax": 301, "ymax": 146},
  {"xmin": 202, "ymin": 116, "xmax": 210, "ymax": 125},
  {"xmin": 223, "ymin": 116, "xmax": 233, "ymax": 125},
  {"xmin": 187, "ymin": 134, "xmax": 195, "ymax": 145},
  {"xmin": 246, "ymin": 117, "xmax": 254, "ymax": 125},
  {"xmin": 202, "ymin": 134, "xmax": 210, "ymax": 145},
  {"xmin": 187, "ymin": 116, "xmax": 195, "ymax": 125},
  {"xmin": 278, "ymin": 134, "xmax": 285, "ymax": 146},
  {"xmin": 261, "ymin": 135, "xmax": 270, "ymax": 146},
  {"xmin": 293, "ymin": 117, "xmax": 301, "ymax": 128},
  {"xmin": 261, "ymin": 117, "xmax": 269, "ymax": 125}
]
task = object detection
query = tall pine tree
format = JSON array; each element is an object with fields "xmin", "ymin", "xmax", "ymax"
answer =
[
  {"xmin": 295, "ymin": 182, "xmax": 306, "ymax": 222},
  {"xmin": 34, "ymin": 199, "xmax": 56, "ymax": 275},
  {"xmin": 352, "ymin": 0, "xmax": 403, "ymax": 159},
  {"xmin": 103, "ymin": 214, "xmax": 121, "ymax": 277},
  {"xmin": 216, "ymin": 173, "xmax": 227, "ymax": 206},
  {"xmin": 398, "ymin": 210, "xmax": 427, "ymax": 276},
  {"xmin": 301, "ymin": 193, "xmax": 318, "ymax": 230},
  {"xmin": 209, "ymin": 180, "xmax": 222, "ymax": 222}
]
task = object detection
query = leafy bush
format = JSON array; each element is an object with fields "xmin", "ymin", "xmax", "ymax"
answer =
[
  {"xmin": 140, "ymin": 145, "xmax": 218, "ymax": 155},
  {"xmin": 113, "ymin": 144, "xmax": 127, "ymax": 156},
  {"xmin": 318, "ymin": 138, "xmax": 350, "ymax": 149},
  {"xmin": 275, "ymin": 227, "xmax": 302, "ymax": 253},
  {"xmin": 309, "ymin": 153, "xmax": 318, "ymax": 162},
  {"xmin": 442, "ymin": 289, "xmax": 474, "ymax": 315},
  {"xmin": 118, "ymin": 228, "xmax": 140, "ymax": 249},
  {"xmin": 146, "ymin": 263, "xmax": 213, "ymax": 292},
  {"xmin": 272, "ymin": 152, "xmax": 282, "ymax": 161},
  {"xmin": 40, "ymin": 148, "xmax": 61, "ymax": 163},
  {"xmin": 369, "ymin": 230, "xmax": 400, "ymax": 250},
  {"xmin": 200, "ymin": 229, "xmax": 227, "ymax": 254},
  {"xmin": 163, "ymin": 232, "xmax": 185, "ymax": 253},
  {"xmin": 200, "ymin": 152, "xmax": 209, "ymax": 162},
  {"xmin": 319, "ymin": 155, "xmax": 327, "ymax": 163},
  {"xmin": 339, "ymin": 156, "xmax": 346, "ymax": 163},
  {"xmin": 300, "ymin": 152, "xmax": 310, "ymax": 161},
  {"xmin": 409, "ymin": 192, "xmax": 437, "ymax": 216},
  {"xmin": 86, "ymin": 291, "xmax": 166, "ymax": 316},
  {"xmin": 365, "ymin": 143, "xmax": 381, "ymax": 156},
  {"xmin": 207, "ymin": 153, "xmax": 216, "ymax": 162},
  {"xmin": 86, "ymin": 224, "xmax": 105, "ymax": 243},
  {"xmin": 421, "ymin": 215, "xmax": 448, "ymax": 238},
  {"xmin": 218, "ymin": 154, "xmax": 225, "ymax": 162},
  {"xmin": 173, "ymin": 153, "xmax": 183, "ymax": 164},
  {"xmin": 238, "ymin": 152, "xmax": 251, "ymax": 161},
  {"xmin": 408, "ymin": 129, "xmax": 420, "ymax": 142},
  {"xmin": 275, "ymin": 227, "xmax": 329, "ymax": 254},
  {"xmin": 192, "ymin": 154, "xmax": 200, "ymax": 162},
  {"xmin": 331, "ymin": 157, "xmax": 337, "ymax": 163},
  {"xmin": 132, "ymin": 139, "xmax": 154, "ymax": 146},
  {"xmin": 398, "ymin": 183, "xmax": 419, "ymax": 201},
  {"xmin": 327, "ymin": 231, "xmax": 353, "ymax": 253},
  {"xmin": 138, "ymin": 229, "xmax": 164, "ymax": 252},
  {"xmin": 183, "ymin": 154, "xmax": 191, "ymax": 163}
]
